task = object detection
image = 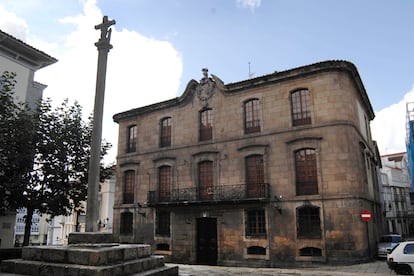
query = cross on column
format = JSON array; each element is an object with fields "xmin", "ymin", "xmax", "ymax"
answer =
[{"xmin": 95, "ymin": 16, "xmax": 116, "ymax": 43}]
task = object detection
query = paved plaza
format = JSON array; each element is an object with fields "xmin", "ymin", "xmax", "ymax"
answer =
[{"xmin": 166, "ymin": 260, "xmax": 396, "ymax": 276}]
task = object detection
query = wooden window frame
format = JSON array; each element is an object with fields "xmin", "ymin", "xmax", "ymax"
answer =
[
  {"xmin": 245, "ymin": 155, "xmax": 265, "ymax": 198},
  {"xmin": 198, "ymin": 160, "xmax": 214, "ymax": 200},
  {"xmin": 291, "ymin": 89, "xmax": 311, "ymax": 126},
  {"xmin": 126, "ymin": 125, "xmax": 137, "ymax": 153},
  {"xmin": 158, "ymin": 166, "xmax": 172, "ymax": 202},
  {"xmin": 123, "ymin": 170, "xmax": 135, "ymax": 204},
  {"xmin": 244, "ymin": 99, "xmax": 261, "ymax": 134},
  {"xmin": 295, "ymin": 149, "xmax": 318, "ymax": 196},
  {"xmin": 245, "ymin": 209, "xmax": 266, "ymax": 237},
  {"xmin": 160, "ymin": 117, "xmax": 172, "ymax": 148},
  {"xmin": 199, "ymin": 109, "xmax": 213, "ymax": 141}
]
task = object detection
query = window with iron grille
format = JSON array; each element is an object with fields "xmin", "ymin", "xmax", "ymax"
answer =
[
  {"xmin": 199, "ymin": 109, "xmax": 213, "ymax": 141},
  {"xmin": 158, "ymin": 166, "xmax": 171, "ymax": 202},
  {"xmin": 120, "ymin": 212, "xmax": 133, "ymax": 235},
  {"xmin": 160, "ymin": 117, "xmax": 171, "ymax": 147},
  {"xmin": 126, "ymin": 125, "xmax": 137, "ymax": 153},
  {"xmin": 295, "ymin": 149, "xmax": 318, "ymax": 195},
  {"xmin": 244, "ymin": 99, "xmax": 261, "ymax": 134},
  {"xmin": 245, "ymin": 209, "xmax": 266, "ymax": 237},
  {"xmin": 291, "ymin": 89, "xmax": 311, "ymax": 126},
  {"xmin": 246, "ymin": 155, "xmax": 265, "ymax": 198},
  {"xmin": 156, "ymin": 210, "xmax": 170, "ymax": 237},
  {"xmin": 198, "ymin": 161, "xmax": 214, "ymax": 200},
  {"xmin": 297, "ymin": 206, "xmax": 321, "ymax": 238},
  {"xmin": 123, "ymin": 170, "xmax": 135, "ymax": 204}
]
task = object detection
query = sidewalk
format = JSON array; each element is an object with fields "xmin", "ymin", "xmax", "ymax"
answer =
[{"xmin": 167, "ymin": 260, "xmax": 395, "ymax": 276}]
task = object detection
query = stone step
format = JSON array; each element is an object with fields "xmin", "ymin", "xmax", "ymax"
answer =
[
  {"xmin": 1, "ymin": 255, "xmax": 178, "ymax": 276},
  {"xmin": 21, "ymin": 244, "xmax": 151, "ymax": 266}
]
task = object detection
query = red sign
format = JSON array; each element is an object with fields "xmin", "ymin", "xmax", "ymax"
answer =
[{"xmin": 360, "ymin": 210, "xmax": 372, "ymax": 222}]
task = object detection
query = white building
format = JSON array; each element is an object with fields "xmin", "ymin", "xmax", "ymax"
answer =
[
  {"xmin": 380, "ymin": 152, "xmax": 414, "ymax": 237},
  {"xmin": 0, "ymin": 29, "xmax": 57, "ymax": 248}
]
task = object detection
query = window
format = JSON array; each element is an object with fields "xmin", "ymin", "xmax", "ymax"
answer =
[
  {"xmin": 158, "ymin": 166, "xmax": 172, "ymax": 202},
  {"xmin": 245, "ymin": 209, "xmax": 266, "ymax": 237},
  {"xmin": 123, "ymin": 170, "xmax": 135, "ymax": 204},
  {"xmin": 156, "ymin": 210, "xmax": 170, "ymax": 237},
  {"xmin": 246, "ymin": 155, "xmax": 265, "ymax": 198},
  {"xmin": 295, "ymin": 149, "xmax": 318, "ymax": 195},
  {"xmin": 160, "ymin": 117, "xmax": 172, "ymax": 147},
  {"xmin": 120, "ymin": 212, "xmax": 133, "ymax": 235},
  {"xmin": 404, "ymin": 243, "xmax": 414, "ymax": 254},
  {"xmin": 291, "ymin": 89, "xmax": 311, "ymax": 126},
  {"xmin": 156, "ymin": 243, "xmax": 170, "ymax": 251},
  {"xmin": 199, "ymin": 109, "xmax": 213, "ymax": 141},
  {"xmin": 244, "ymin": 99, "xmax": 261, "ymax": 134},
  {"xmin": 300, "ymin": 247, "xmax": 322, "ymax": 256},
  {"xmin": 247, "ymin": 246, "xmax": 266, "ymax": 255},
  {"xmin": 297, "ymin": 206, "xmax": 321, "ymax": 238},
  {"xmin": 127, "ymin": 125, "xmax": 137, "ymax": 153},
  {"xmin": 198, "ymin": 161, "xmax": 214, "ymax": 200}
]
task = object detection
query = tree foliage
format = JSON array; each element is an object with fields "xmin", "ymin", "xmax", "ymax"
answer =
[{"xmin": 0, "ymin": 71, "xmax": 113, "ymax": 246}]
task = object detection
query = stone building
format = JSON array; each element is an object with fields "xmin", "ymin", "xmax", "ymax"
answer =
[{"xmin": 112, "ymin": 60, "xmax": 382, "ymax": 266}]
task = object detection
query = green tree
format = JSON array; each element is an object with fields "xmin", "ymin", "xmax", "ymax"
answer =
[
  {"xmin": 0, "ymin": 71, "xmax": 112, "ymax": 246},
  {"xmin": 21, "ymin": 99, "xmax": 112, "ymax": 245},
  {"xmin": 0, "ymin": 71, "xmax": 35, "ymax": 214}
]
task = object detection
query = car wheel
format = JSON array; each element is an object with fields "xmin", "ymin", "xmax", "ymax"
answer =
[{"xmin": 395, "ymin": 264, "xmax": 412, "ymax": 275}]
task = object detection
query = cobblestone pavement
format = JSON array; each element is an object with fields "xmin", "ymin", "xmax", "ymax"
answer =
[{"xmin": 167, "ymin": 260, "xmax": 396, "ymax": 276}]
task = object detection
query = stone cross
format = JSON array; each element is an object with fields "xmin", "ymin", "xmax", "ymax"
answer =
[{"xmin": 86, "ymin": 16, "xmax": 115, "ymax": 232}]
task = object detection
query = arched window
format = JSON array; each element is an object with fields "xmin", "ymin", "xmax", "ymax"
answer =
[
  {"xmin": 244, "ymin": 99, "xmax": 261, "ymax": 134},
  {"xmin": 247, "ymin": 246, "xmax": 266, "ymax": 255},
  {"xmin": 245, "ymin": 155, "xmax": 265, "ymax": 198},
  {"xmin": 295, "ymin": 149, "xmax": 318, "ymax": 195},
  {"xmin": 158, "ymin": 166, "xmax": 172, "ymax": 202},
  {"xmin": 198, "ymin": 160, "xmax": 214, "ymax": 200},
  {"xmin": 126, "ymin": 125, "xmax": 137, "ymax": 153},
  {"xmin": 291, "ymin": 89, "xmax": 311, "ymax": 126},
  {"xmin": 199, "ymin": 109, "xmax": 213, "ymax": 141},
  {"xmin": 160, "ymin": 117, "xmax": 172, "ymax": 147},
  {"xmin": 297, "ymin": 206, "xmax": 321, "ymax": 238},
  {"xmin": 123, "ymin": 170, "xmax": 135, "ymax": 204}
]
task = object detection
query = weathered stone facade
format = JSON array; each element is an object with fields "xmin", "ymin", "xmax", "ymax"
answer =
[{"xmin": 112, "ymin": 60, "xmax": 382, "ymax": 266}]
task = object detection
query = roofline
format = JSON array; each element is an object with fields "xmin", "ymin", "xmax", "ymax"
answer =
[
  {"xmin": 381, "ymin": 152, "xmax": 407, "ymax": 158},
  {"xmin": 113, "ymin": 60, "xmax": 374, "ymax": 123},
  {"xmin": 0, "ymin": 29, "xmax": 57, "ymax": 70}
]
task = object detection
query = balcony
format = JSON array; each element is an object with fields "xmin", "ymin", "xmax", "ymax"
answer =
[{"xmin": 147, "ymin": 183, "xmax": 270, "ymax": 206}]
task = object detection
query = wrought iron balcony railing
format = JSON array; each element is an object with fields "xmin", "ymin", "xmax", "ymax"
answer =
[{"xmin": 147, "ymin": 183, "xmax": 270, "ymax": 205}]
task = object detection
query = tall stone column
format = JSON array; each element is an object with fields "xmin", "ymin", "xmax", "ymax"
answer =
[{"xmin": 86, "ymin": 16, "xmax": 115, "ymax": 232}]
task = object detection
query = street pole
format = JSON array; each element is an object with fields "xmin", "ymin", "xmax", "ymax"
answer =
[{"xmin": 85, "ymin": 16, "xmax": 115, "ymax": 232}]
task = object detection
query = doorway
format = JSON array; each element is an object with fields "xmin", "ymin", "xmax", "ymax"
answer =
[{"xmin": 196, "ymin": 217, "xmax": 217, "ymax": 265}]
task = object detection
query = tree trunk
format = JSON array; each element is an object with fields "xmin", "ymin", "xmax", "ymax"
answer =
[{"xmin": 23, "ymin": 207, "xmax": 34, "ymax": 246}]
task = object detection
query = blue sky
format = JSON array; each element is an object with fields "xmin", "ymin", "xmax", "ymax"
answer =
[{"xmin": 1, "ymin": 0, "xmax": 413, "ymax": 162}]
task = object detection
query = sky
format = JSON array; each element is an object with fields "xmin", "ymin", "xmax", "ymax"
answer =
[{"xmin": 0, "ymin": 0, "xmax": 413, "ymax": 164}]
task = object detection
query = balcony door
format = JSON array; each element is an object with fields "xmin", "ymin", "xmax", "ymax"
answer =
[
  {"xmin": 198, "ymin": 161, "xmax": 213, "ymax": 200},
  {"xmin": 246, "ymin": 155, "xmax": 264, "ymax": 198},
  {"xmin": 159, "ymin": 166, "xmax": 171, "ymax": 202}
]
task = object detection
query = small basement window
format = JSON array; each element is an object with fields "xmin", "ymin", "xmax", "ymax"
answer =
[
  {"xmin": 156, "ymin": 243, "xmax": 170, "ymax": 251},
  {"xmin": 299, "ymin": 247, "xmax": 322, "ymax": 256},
  {"xmin": 247, "ymin": 246, "xmax": 266, "ymax": 255}
]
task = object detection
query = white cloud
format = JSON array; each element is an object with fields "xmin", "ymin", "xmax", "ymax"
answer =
[
  {"xmin": 0, "ymin": 5, "xmax": 28, "ymax": 41},
  {"xmin": 371, "ymin": 86, "xmax": 414, "ymax": 155},
  {"xmin": 2, "ymin": 0, "xmax": 183, "ymax": 164},
  {"xmin": 236, "ymin": 0, "xmax": 261, "ymax": 12}
]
